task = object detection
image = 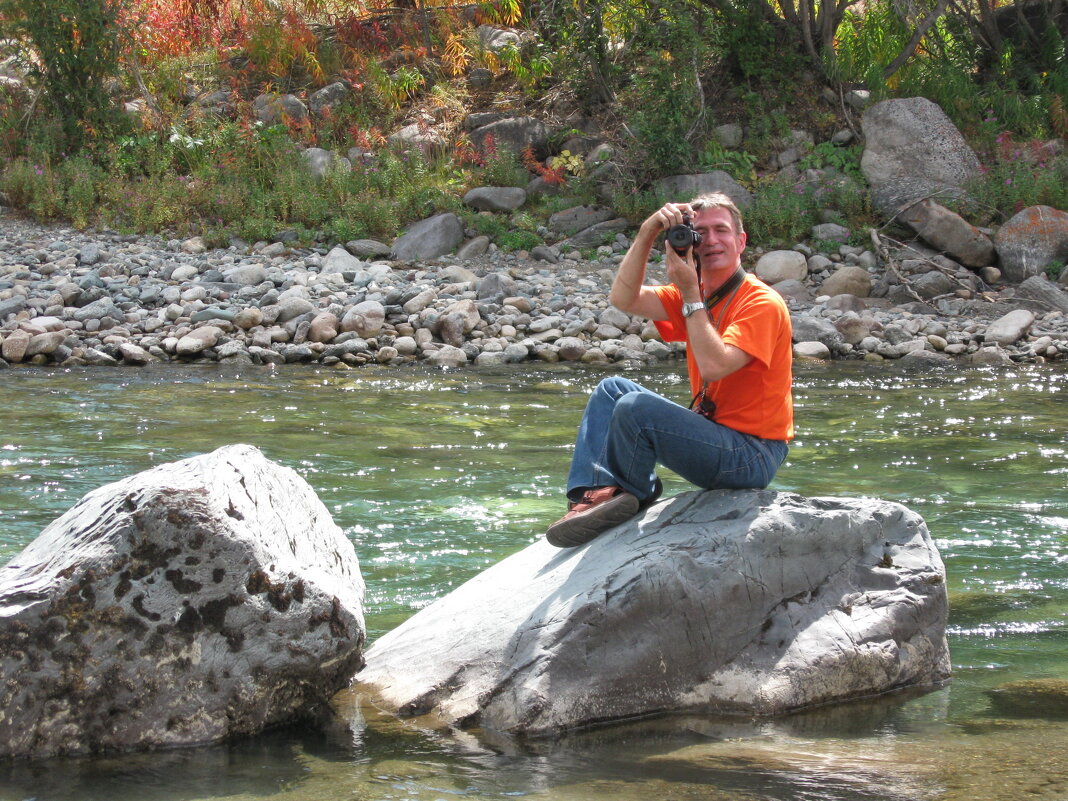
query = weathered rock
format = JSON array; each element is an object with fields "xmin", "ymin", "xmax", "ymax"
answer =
[
  {"xmin": 388, "ymin": 123, "xmax": 446, "ymax": 150},
  {"xmin": 175, "ymin": 325, "xmax": 222, "ymax": 356},
  {"xmin": 357, "ymin": 490, "xmax": 949, "ymax": 735},
  {"xmin": 308, "ymin": 312, "xmax": 340, "ymax": 343},
  {"xmin": 652, "ymin": 172, "xmax": 755, "ymax": 208},
  {"xmin": 0, "ymin": 444, "xmax": 365, "ymax": 759},
  {"xmin": 1, "ymin": 329, "xmax": 30, "ymax": 362},
  {"xmin": 821, "ymin": 265, "xmax": 871, "ymax": 297},
  {"xmin": 345, "ymin": 239, "xmax": 392, "ymax": 259},
  {"xmin": 119, "ymin": 342, "xmax": 155, "ymax": 365},
  {"xmin": 222, "ymin": 264, "xmax": 268, "ymax": 286},
  {"xmin": 457, "ymin": 236, "xmax": 491, "ymax": 260},
  {"xmin": 794, "ymin": 341, "xmax": 831, "ymax": 359},
  {"xmin": 984, "ymin": 309, "xmax": 1035, "ymax": 345},
  {"xmin": 861, "ymin": 97, "xmax": 981, "ymax": 218},
  {"xmin": 900, "ymin": 199, "xmax": 996, "ymax": 267},
  {"xmin": 562, "ymin": 219, "xmax": 630, "ymax": 249},
  {"xmin": 24, "ymin": 331, "xmax": 67, "ymax": 358},
  {"xmin": 463, "ymin": 187, "xmax": 526, "ymax": 212},
  {"xmin": 811, "ymin": 223, "xmax": 850, "ymax": 243},
  {"xmin": 426, "ymin": 344, "xmax": 468, "ymax": 367},
  {"xmin": 547, "ymin": 205, "xmax": 614, "ymax": 236},
  {"xmin": 340, "ymin": 300, "xmax": 386, "ymax": 338},
  {"xmin": 321, "ymin": 245, "xmax": 364, "ymax": 276},
  {"xmin": 308, "ymin": 81, "xmax": 351, "ymax": 116},
  {"xmin": 1013, "ymin": 274, "xmax": 1068, "ymax": 314},
  {"xmin": 476, "ymin": 24, "xmax": 520, "ymax": 51},
  {"xmin": 994, "ymin": 205, "xmax": 1068, "ymax": 282},
  {"xmin": 391, "ymin": 213, "xmax": 464, "ymax": 261},
  {"xmin": 253, "ymin": 93, "xmax": 308, "ymax": 125},
  {"xmin": 302, "ymin": 147, "xmax": 351, "ymax": 180},
  {"xmin": 468, "ymin": 117, "xmax": 550, "ymax": 158},
  {"xmin": 791, "ymin": 315, "xmax": 844, "ymax": 351},
  {"xmin": 756, "ymin": 251, "xmax": 808, "ymax": 284}
]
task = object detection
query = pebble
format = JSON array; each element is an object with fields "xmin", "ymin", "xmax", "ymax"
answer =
[{"xmin": 0, "ymin": 214, "xmax": 1066, "ymax": 371}]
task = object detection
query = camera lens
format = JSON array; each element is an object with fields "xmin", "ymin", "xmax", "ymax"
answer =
[{"xmin": 666, "ymin": 224, "xmax": 696, "ymax": 251}]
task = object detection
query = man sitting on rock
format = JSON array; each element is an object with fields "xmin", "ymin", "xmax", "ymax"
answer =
[{"xmin": 546, "ymin": 192, "xmax": 794, "ymax": 547}]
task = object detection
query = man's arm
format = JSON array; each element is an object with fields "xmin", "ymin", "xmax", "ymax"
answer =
[{"xmin": 609, "ymin": 205, "xmax": 687, "ymax": 321}]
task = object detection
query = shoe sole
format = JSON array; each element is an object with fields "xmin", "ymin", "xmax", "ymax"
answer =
[{"xmin": 545, "ymin": 492, "xmax": 640, "ymax": 548}]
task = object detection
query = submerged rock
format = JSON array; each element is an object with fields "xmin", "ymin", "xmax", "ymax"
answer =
[
  {"xmin": 356, "ymin": 489, "xmax": 949, "ymax": 736},
  {"xmin": 0, "ymin": 444, "xmax": 366, "ymax": 760}
]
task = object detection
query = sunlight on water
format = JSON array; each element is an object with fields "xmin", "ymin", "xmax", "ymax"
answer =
[{"xmin": 1, "ymin": 361, "xmax": 1067, "ymax": 801}]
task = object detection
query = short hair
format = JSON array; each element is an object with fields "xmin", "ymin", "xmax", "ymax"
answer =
[{"xmin": 689, "ymin": 192, "xmax": 744, "ymax": 234}]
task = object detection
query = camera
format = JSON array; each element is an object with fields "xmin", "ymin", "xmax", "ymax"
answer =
[{"xmin": 666, "ymin": 215, "xmax": 702, "ymax": 256}]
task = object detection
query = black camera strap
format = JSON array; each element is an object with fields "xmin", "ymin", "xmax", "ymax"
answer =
[
  {"xmin": 702, "ymin": 267, "xmax": 746, "ymax": 313},
  {"xmin": 689, "ymin": 266, "xmax": 747, "ymax": 420}
]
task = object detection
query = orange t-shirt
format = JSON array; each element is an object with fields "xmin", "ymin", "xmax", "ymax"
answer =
[{"xmin": 652, "ymin": 274, "xmax": 794, "ymax": 441}]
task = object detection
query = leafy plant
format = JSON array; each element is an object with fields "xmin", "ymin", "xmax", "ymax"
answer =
[
  {"xmin": 697, "ymin": 142, "xmax": 757, "ymax": 183},
  {"xmin": 798, "ymin": 142, "xmax": 864, "ymax": 179}
]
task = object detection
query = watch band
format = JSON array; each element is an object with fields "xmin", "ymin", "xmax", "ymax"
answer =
[{"xmin": 682, "ymin": 301, "xmax": 704, "ymax": 318}]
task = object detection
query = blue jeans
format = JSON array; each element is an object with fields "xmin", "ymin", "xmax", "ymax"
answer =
[{"xmin": 566, "ymin": 376, "xmax": 789, "ymax": 502}]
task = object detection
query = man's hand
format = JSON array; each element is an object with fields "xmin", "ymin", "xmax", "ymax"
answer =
[{"xmin": 665, "ymin": 244, "xmax": 701, "ymax": 302}]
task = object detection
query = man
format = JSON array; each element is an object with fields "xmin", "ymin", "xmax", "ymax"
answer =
[{"xmin": 546, "ymin": 192, "xmax": 794, "ymax": 547}]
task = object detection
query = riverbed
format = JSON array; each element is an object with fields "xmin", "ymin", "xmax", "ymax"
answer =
[{"xmin": 2, "ymin": 361, "xmax": 1067, "ymax": 800}]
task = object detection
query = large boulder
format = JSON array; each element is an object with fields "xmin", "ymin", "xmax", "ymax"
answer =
[
  {"xmin": 994, "ymin": 205, "xmax": 1068, "ymax": 282},
  {"xmin": 0, "ymin": 445, "xmax": 366, "ymax": 760},
  {"xmin": 391, "ymin": 213, "xmax": 465, "ymax": 261},
  {"xmin": 861, "ymin": 97, "xmax": 981, "ymax": 218},
  {"xmin": 356, "ymin": 490, "xmax": 949, "ymax": 736}
]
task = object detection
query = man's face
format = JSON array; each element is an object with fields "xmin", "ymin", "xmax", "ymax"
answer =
[{"xmin": 692, "ymin": 207, "xmax": 746, "ymax": 273}]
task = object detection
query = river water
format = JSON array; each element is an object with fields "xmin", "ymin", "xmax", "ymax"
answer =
[{"xmin": 1, "ymin": 361, "xmax": 1067, "ymax": 801}]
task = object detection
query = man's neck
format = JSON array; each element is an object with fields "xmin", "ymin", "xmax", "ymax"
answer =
[{"xmin": 701, "ymin": 263, "xmax": 743, "ymax": 299}]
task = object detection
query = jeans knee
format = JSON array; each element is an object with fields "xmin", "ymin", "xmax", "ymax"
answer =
[{"xmin": 612, "ymin": 391, "xmax": 659, "ymax": 431}]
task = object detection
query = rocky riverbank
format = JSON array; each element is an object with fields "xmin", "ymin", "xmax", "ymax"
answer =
[{"xmin": 2, "ymin": 209, "xmax": 1068, "ymax": 371}]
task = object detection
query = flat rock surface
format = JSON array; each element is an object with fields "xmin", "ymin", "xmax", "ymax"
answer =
[{"xmin": 356, "ymin": 489, "xmax": 949, "ymax": 736}]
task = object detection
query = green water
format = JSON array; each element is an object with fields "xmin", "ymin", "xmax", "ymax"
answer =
[{"xmin": 1, "ymin": 361, "xmax": 1067, "ymax": 801}]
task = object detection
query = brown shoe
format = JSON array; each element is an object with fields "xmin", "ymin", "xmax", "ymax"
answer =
[{"xmin": 545, "ymin": 486, "xmax": 640, "ymax": 548}]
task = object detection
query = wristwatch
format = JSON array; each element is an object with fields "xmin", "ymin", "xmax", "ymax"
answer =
[{"xmin": 682, "ymin": 301, "xmax": 705, "ymax": 318}]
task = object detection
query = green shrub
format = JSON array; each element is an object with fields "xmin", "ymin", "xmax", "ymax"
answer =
[
  {"xmin": 745, "ymin": 181, "xmax": 819, "ymax": 246},
  {"xmin": 0, "ymin": 0, "xmax": 127, "ymax": 149},
  {"xmin": 497, "ymin": 229, "xmax": 542, "ymax": 251}
]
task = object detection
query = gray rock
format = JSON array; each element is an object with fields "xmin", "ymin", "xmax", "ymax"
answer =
[
  {"xmin": 302, "ymin": 147, "xmax": 351, "ymax": 180},
  {"xmin": 900, "ymin": 199, "xmax": 995, "ymax": 267},
  {"xmin": 222, "ymin": 264, "xmax": 268, "ymax": 286},
  {"xmin": 78, "ymin": 243, "xmax": 103, "ymax": 266},
  {"xmin": 341, "ymin": 300, "xmax": 386, "ymax": 337},
  {"xmin": 0, "ymin": 444, "xmax": 365, "ymax": 759},
  {"xmin": 463, "ymin": 186, "xmax": 527, "ymax": 212},
  {"xmin": 563, "ymin": 219, "xmax": 630, "ymax": 249},
  {"xmin": 756, "ymin": 251, "xmax": 808, "ymax": 284},
  {"xmin": 811, "ymin": 223, "xmax": 850, "ymax": 243},
  {"xmin": 713, "ymin": 123, "xmax": 744, "ymax": 149},
  {"xmin": 1, "ymin": 329, "xmax": 30, "ymax": 362},
  {"xmin": 321, "ymin": 245, "xmax": 364, "ymax": 275},
  {"xmin": 426, "ymin": 344, "xmax": 468, "ymax": 367},
  {"xmin": 0, "ymin": 297, "xmax": 27, "ymax": 321},
  {"xmin": 175, "ymin": 325, "xmax": 223, "ymax": 356},
  {"xmin": 275, "ymin": 296, "xmax": 315, "ymax": 323},
  {"xmin": 477, "ymin": 272, "xmax": 517, "ymax": 302},
  {"xmin": 984, "ymin": 309, "xmax": 1035, "ymax": 345},
  {"xmin": 72, "ymin": 297, "xmax": 122, "ymax": 323},
  {"xmin": 308, "ymin": 81, "xmax": 351, "ymax": 116},
  {"xmin": 861, "ymin": 97, "xmax": 981, "ymax": 218},
  {"xmin": 771, "ymin": 279, "xmax": 813, "ymax": 304},
  {"xmin": 1014, "ymin": 274, "xmax": 1068, "ymax": 314},
  {"xmin": 468, "ymin": 117, "xmax": 550, "ymax": 157},
  {"xmin": 476, "ymin": 24, "xmax": 520, "ymax": 51},
  {"xmin": 530, "ymin": 245, "xmax": 558, "ymax": 263},
  {"xmin": 794, "ymin": 341, "xmax": 831, "ymax": 359},
  {"xmin": 253, "ymin": 93, "xmax": 308, "ymax": 125},
  {"xmin": 457, "ymin": 236, "xmax": 491, "ymax": 260},
  {"xmin": 652, "ymin": 171, "xmax": 754, "ymax": 208},
  {"xmin": 547, "ymin": 205, "xmax": 614, "ymax": 237},
  {"xmin": 356, "ymin": 490, "xmax": 949, "ymax": 735},
  {"xmin": 388, "ymin": 123, "xmax": 446, "ymax": 150},
  {"xmin": 791, "ymin": 315, "xmax": 844, "ymax": 351},
  {"xmin": 821, "ymin": 265, "xmax": 871, "ymax": 298},
  {"xmin": 994, "ymin": 205, "xmax": 1068, "ymax": 283},
  {"xmin": 346, "ymin": 239, "xmax": 392, "ymax": 259},
  {"xmin": 911, "ymin": 271, "xmax": 955, "ymax": 299},
  {"xmin": 391, "ymin": 213, "xmax": 464, "ymax": 261}
]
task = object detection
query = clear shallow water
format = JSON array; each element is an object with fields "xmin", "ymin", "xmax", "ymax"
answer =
[{"xmin": 1, "ymin": 361, "xmax": 1067, "ymax": 801}]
